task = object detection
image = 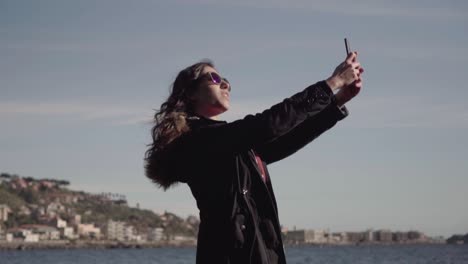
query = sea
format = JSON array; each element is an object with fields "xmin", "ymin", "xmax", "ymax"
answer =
[{"xmin": 1, "ymin": 244, "xmax": 467, "ymax": 264}]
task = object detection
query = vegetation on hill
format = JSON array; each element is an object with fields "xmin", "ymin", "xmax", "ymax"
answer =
[{"xmin": 0, "ymin": 172, "xmax": 199, "ymax": 238}]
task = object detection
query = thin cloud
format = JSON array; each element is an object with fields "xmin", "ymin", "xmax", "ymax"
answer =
[
  {"xmin": 175, "ymin": 0, "xmax": 467, "ymax": 20},
  {"xmin": 0, "ymin": 101, "xmax": 150, "ymax": 125},
  {"xmin": 1, "ymin": 95, "xmax": 467, "ymax": 129},
  {"xmin": 344, "ymin": 95, "xmax": 468, "ymax": 129}
]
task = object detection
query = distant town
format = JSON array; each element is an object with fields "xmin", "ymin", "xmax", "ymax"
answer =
[{"xmin": 0, "ymin": 172, "xmax": 466, "ymax": 250}]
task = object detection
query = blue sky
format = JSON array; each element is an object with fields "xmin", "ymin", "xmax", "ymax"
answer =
[{"xmin": 1, "ymin": 0, "xmax": 467, "ymax": 237}]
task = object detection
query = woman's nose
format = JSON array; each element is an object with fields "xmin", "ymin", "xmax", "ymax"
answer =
[{"xmin": 220, "ymin": 80, "xmax": 231, "ymax": 91}]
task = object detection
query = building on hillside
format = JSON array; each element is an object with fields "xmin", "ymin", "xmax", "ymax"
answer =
[
  {"xmin": 124, "ymin": 225, "xmax": 135, "ymax": 241},
  {"xmin": 18, "ymin": 205, "xmax": 31, "ymax": 216},
  {"xmin": 148, "ymin": 227, "xmax": 164, "ymax": 241},
  {"xmin": 9, "ymin": 177, "xmax": 28, "ymax": 190},
  {"xmin": 70, "ymin": 214, "xmax": 82, "ymax": 226},
  {"xmin": 77, "ymin": 223, "xmax": 101, "ymax": 239},
  {"xmin": 105, "ymin": 220, "xmax": 139, "ymax": 241},
  {"xmin": 60, "ymin": 226, "xmax": 76, "ymax": 239},
  {"xmin": 47, "ymin": 202, "xmax": 66, "ymax": 213},
  {"xmin": 19, "ymin": 225, "xmax": 60, "ymax": 240},
  {"xmin": 48, "ymin": 216, "xmax": 76, "ymax": 239},
  {"xmin": 105, "ymin": 220, "xmax": 126, "ymax": 241},
  {"xmin": 50, "ymin": 217, "xmax": 67, "ymax": 228},
  {"xmin": 0, "ymin": 204, "xmax": 11, "ymax": 222}
]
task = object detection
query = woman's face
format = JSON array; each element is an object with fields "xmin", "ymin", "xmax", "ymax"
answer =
[{"xmin": 191, "ymin": 66, "xmax": 231, "ymax": 118}]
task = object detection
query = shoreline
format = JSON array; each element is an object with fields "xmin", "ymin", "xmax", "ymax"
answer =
[
  {"xmin": 0, "ymin": 240, "xmax": 449, "ymax": 251},
  {"xmin": 0, "ymin": 240, "xmax": 196, "ymax": 251}
]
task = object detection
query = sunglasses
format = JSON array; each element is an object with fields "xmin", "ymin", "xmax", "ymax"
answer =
[{"xmin": 200, "ymin": 72, "xmax": 231, "ymax": 91}]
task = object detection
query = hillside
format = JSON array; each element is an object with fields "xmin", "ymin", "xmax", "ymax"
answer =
[{"xmin": 0, "ymin": 172, "xmax": 198, "ymax": 238}]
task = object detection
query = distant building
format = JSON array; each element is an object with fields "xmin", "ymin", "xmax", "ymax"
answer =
[
  {"xmin": 78, "ymin": 223, "xmax": 101, "ymax": 239},
  {"xmin": 363, "ymin": 229, "xmax": 374, "ymax": 242},
  {"xmin": 46, "ymin": 202, "xmax": 66, "ymax": 216},
  {"xmin": 408, "ymin": 230, "xmax": 424, "ymax": 241},
  {"xmin": 105, "ymin": 220, "xmax": 126, "ymax": 241},
  {"xmin": 19, "ymin": 225, "xmax": 60, "ymax": 240},
  {"xmin": 70, "ymin": 214, "xmax": 82, "ymax": 226},
  {"xmin": 124, "ymin": 225, "xmax": 136, "ymax": 241},
  {"xmin": 345, "ymin": 232, "xmax": 366, "ymax": 243},
  {"xmin": 10, "ymin": 177, "xmax": 28, "ymax": 190},
  {"xmin": 0, "ymin": 204, "xmax": 11, "ymax": 222},
  {"xmin": 374, "ymin": 229, "xmax": 393, "ymax": 242},
  {"xmin": 60, "ymin": 227, "xmax": 76, "ymax": 239},
  {"xmin": 50, "ymin": 217, "xmax": 67, "ymax": 229},
  {"xmin": 393, "ymin": 231, "xmax": 409, "ymax": 242},
  {"xmin": 284, "ymin": 229, "xmax": 328, "ymax": 244},
  {"xmin": 48, "ymin": 193, "xmax": 78, "ymax": 204},
  {"xmin": 48, "ymin": 217, "xmax": 77, "ymax": 239},
  {"xmin": 18, "ymin": 205, "xmax": 31, "ymax": 216},
  {"xmin": 39, "ymin": 180, "xmax": 56, "ymax": 189},
  {"xmin": 148, "ymin": 227, "xmax": 164, "ymax": 241},
  {"xmin": 24, "ymin": 233, "xmax": 40, "ymax": 242},
  {"xmin": 330, "ymin": 232, "xmax": 346, "ymax": 243}
]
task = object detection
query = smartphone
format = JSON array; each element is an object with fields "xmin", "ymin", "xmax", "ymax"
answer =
[{"xmin": 344, "ymin": 38, "xmax": 350, "ymax": 55}]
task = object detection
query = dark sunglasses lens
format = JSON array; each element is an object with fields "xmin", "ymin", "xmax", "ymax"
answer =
[{"xmin": 210, "ymin": 72, "xmax": 222, "ymax": 84}]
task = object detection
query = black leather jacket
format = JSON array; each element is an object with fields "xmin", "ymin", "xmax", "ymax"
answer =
[{"xmin": 160, "ymin": 80, "xmax": 348, "ymax": 264}]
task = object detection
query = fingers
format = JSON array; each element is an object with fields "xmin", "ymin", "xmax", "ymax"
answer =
[
  {"xmin": 346, "ymin": 51, "xmax": 357, "ymax": 64},
  {"xmin": 351, "ymin": 62, "xmax": 361, "ymax": 69}
]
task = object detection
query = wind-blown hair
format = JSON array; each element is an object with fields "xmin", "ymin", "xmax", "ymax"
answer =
[{"xmin": 144, "ymin": 60, "xmax": 214, "ymax": 190}]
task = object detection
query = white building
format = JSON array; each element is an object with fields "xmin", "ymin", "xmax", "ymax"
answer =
[
  {"xmin": 285, "ymin": 229, "xmax": 329, "ymax": 244},
  {"xmin": 70, "ymin": 214, "xmax": 81, "ymax": 226},
  {"xmin": 104, "ymin": 220, "xmax": 140, "ymax": 241},
  {"xmin": 21, "ymin": 225, "xmax": 60, "ymax": 240},
  {"xmin": 78, "ymin": 223, "xmax": 101, "ymax": 239},
  {"xmin": 60, "ymin": 227, "xmax": 76, "ymax": 239},
  {"xmin": 18, "ymin": 205, "xmax": 31, "ymax": 216},
  {"xmin": 0, "ymin": 204, "xmax": 11, "ymax": 222},
  {"xmin": 124, "ymin": 225, "xmax": 135, "ymax": 241},
  {"xmin": 50, "ymin": 217, "xmax": 68, "ymax": 228},
  {"xmin": 106, "ymin": 220, "xmax": 126, "ymax": 241},
  {"xmin": 148, "ymin": 227, "xmax": 164, "ymax": 241},
  {"xmin": 36, "ymin": 226, "xmax": 60, "ymax": 240},
  {"xmin": 46, "ymin": 202, "xmax": 66, "ymax": 216},
  {"xmin": 24, "ymin": 233, "xmax": 40, "ymax": 242}
]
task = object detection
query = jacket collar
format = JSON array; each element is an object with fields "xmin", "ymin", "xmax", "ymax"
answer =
[{"xmin": 187, "ymin": 114, "xmax": 227, "ymax": 124}]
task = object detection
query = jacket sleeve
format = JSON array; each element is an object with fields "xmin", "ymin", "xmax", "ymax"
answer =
[
  {"xmin": 253, "ymin": 97, "xmax": 348, "ymax": 165},
  {"xmin": 190, "ymin": 80, "xmax": 339, "ymax": 155}
]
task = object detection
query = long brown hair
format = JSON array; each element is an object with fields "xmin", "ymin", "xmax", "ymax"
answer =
[{"xmin": 144, "ymin": 60, "xmax": 214, "ymax": 189}]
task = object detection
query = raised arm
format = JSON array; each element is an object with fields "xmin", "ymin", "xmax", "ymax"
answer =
[
  {"xmin": 254, "ymin": 95, "xmax": 348, "ymax": 164},
  {"xmin": 254, "ymin": 51, "xmax": 365, "ymax": 164},
  {"xmin": 188, "ymin": 80, "xmax": 337, "ymax": 155}
]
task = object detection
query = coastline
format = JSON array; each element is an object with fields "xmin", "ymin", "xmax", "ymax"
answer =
[
  {"xmin": 0, "ymin": 240, "xmax": 196, "ymax": 251},
  {"xmin": 0, "ymin": 240, "xmax": 449, "ymax": 251}
]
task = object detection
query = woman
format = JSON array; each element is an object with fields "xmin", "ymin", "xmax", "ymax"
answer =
[{"xmin": 145, "ymin": 52, "xmax": 364, "ymax": 264}]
